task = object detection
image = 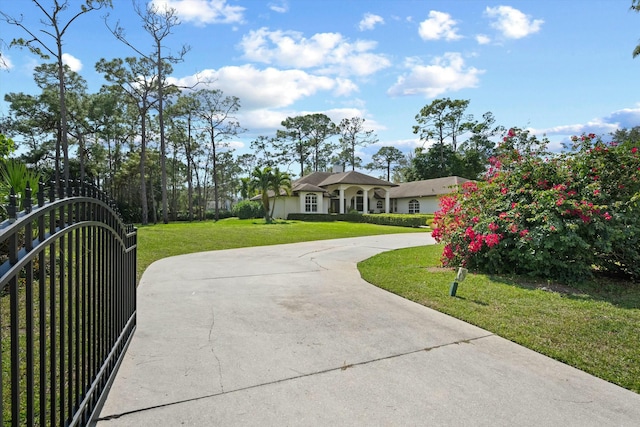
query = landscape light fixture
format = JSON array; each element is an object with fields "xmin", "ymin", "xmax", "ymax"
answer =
[{"xmin": 449, "ymin": 267, "xmax": 468, "ymax": 297}]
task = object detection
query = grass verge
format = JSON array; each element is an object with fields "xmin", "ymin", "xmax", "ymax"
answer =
[{"xmin": 357, "ymin": 244, "xmax": 640, "ymax": 394}]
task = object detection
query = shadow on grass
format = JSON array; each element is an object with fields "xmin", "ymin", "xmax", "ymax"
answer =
[
  {"xmin": 487, "ymin": 273, "xmax": 640, "ymax": 310},
  {"xmin": 452, "ymin": 295, "xmax": 490, "ymax": 306},
  {"xmin": 251, "ymin": 220, "xmax": 295, "ymax": 225}
]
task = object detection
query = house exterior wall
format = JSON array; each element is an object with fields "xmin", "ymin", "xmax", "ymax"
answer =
[
  {"xmin": 271, "ymin": 197, "xmax": 300, "ymax": 219},
  {"xmin": 271, "ymin": 193, "xmax": 329, "ymax": 218},
  {"xmin": 395, "ymin": 196, "xmax": 441, "ymax": 214},
  {"xmin": 269, "ymin": 194, "xmax": 442, "ymax": 217}
]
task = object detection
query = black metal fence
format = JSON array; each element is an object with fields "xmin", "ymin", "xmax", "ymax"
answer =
[{"xmin": 0, "ymin": 180, "xmax": 137, "ymax": 426}]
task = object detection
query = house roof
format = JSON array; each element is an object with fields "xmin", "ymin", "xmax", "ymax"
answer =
[
  {"xmin": 293, "ymin": 182, "xmax": 327, "ymax": 193},
  {"xmin": 249, "ymin": 187, "xmax": 292, "ymax": 200},
  {"xmin": 389, "ymin": 176, "xmax": 470, "ymax": 198},
  {"xmin": 294, "ymin": 172, "xmax": 329, "ymax": 184},
  {"xmin": 314, "ymin": 170, "xmax": 397, "ymax": 187}
]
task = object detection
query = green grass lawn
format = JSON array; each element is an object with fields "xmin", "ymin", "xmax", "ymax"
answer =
[
  {"xmin": 358, "ymin": 244, "xmax": 640, "ymax": 394},
  {"xmin": 136, "ymin": 218, "xmax": 428, "ymax": 280}
]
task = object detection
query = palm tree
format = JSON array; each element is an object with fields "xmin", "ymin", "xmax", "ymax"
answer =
[
  {"xmin": 269, "ymin": 168, "xmax": 291, "ymax": 219},
  {"xmin": 250, "ymin": 166, "xmax": 273, "ymax": 223},
  {"xmin": 239, "ymin": 176, "xmax": 252, "ymax": 200}
]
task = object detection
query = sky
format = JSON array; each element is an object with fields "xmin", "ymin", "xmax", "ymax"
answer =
[{"xmin": 1, "ymin": 0, "xmax": 640, "ymax": 175}]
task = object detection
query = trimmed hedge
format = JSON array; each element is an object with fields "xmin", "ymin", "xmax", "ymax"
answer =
[{"xmin": 287, "ymin": 212, "xmax": 433, "ymax": 228}]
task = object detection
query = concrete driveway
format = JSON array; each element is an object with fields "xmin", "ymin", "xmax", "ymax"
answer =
[{"xmin": 96, "ymin": 233, "xmax": 640, "ymax": 426}]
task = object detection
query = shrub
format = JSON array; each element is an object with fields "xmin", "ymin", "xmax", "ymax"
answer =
[
  {"xmin": 432, "ymin": 129, "xmax": 640, "ymax": 283},
  {"xmin": 232, "ymin": 200, "xmax": 264, "ymax": 219},
  {"xmin": 287, "ymin": 213, "xmax": 431, "ymax": 228}
]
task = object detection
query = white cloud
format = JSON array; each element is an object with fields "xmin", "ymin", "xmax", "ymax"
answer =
[
  {"xmin": 531, "ymin": 107, "xmax": 640, "ymax": 139},
  {"xmin": 485, "ymin": 6, "xmax": 543, "ymax": 39},
  {"xmin": 169, "ymin": 65, "xmax": 355, "ymax": 110},
  {"xmin": 476, "ymin": 34, "xmax": 491, "ymax": 45},
  {"xmin": 151, "ymin": 0, "xmax": 245, "ymax": 26},
  {"xmin": 269, "ymin": 1, "xmax": 288, "ymax": 13},
  {"xmin": 376, "ymin": 137, "xmax": 421, "ymax": 150},
  {"xmin": 359, "ymin": 13, "xmax": 384, "ymax": 31},
  {"xmin": 603, "ymin": 107, "xmax": 640, "ymax": 129},
  {"xmin": 322, "ymin": 108, "xmax": 385, "ymax": 132},
  {"xmin": 238, "ymin": 27, "xmax": 391, "ymax": 77},
  {"xmin": 418, "ymin": 11, "xmax": 462, "ymax": 41},
  {"xmin": 239, "ymin": 108, "xmax": 290, "ymax": 132},
  {"xmin": 333, "ymin": 78, "xmax": 359, "ymax": 96},
  {"xmin": 530, "ymin": 121, "xmax": 614, "ymax": 137},
  {"xmin": 62, "ymin": 53, "xmax": 82, "ymax": 72},
  {"xmin": 0, "ymin": 52, "xmax": 14, "ymax": 71},
  {"xmin": 387, "ymin": 52, "xmax": 483, "ymax": 98}
]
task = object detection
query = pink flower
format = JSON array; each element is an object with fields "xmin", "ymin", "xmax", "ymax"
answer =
[
  {"xmin": 508, "ymin": 128, "xmax": 516, "ymax": 137},
  {"xmin": 603, "ymin": 212, "xmax": 612, "ymax": 221},
  {"xmin": 464, "ymin": 226, "xmax": 476, "ymax": 240},
  {"xmin": 537, "ymin": 179, "xmax": 549, "ymax": 189},
  {"xmin": 462, "ymin": 181, "xmax": 479, "ymax": 192},
  {"xmin": 432, "ymin": 227, "xmax": 442, "ymax": 241},
  {"xmin": 593, "ymin": 189, "xmax": 600, "ymax": 196},
  {"xmin": 632, "ymin": 147, "xmax": 638, "ymax": 154},
  {"xmin": 519, "ymin": 229, "xmax": 529, "ymax": 237},
  {"xmin": 489, "ymin": 222, "xmax": 499, "ymax": 232},
  {"xmin": 472, "ymin": 216, "xmax": 479, "ymax": 223},
  {"xmin": 484, "ymin": 233, "xmax": 501, "ymax": 248},
  {"xmin": 501, "ymin": 187, "xmax": 508, "ymax": 195},
  {"xmin": 550, "ymin": 225, "xmax": 556, "ymax": 232},
  {"xmin": 468, "ymin": 239, "xmax": 483, "ymax": 253},
  {"xmin": 511, "ymin": 202, "xmax": 517, "ymax": 209},
  {"xmin": 443, "ymin": 244, "xmax": 455, "ymax": 260}
]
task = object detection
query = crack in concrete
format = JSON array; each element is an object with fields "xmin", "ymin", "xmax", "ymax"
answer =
[
  {"xmin": 308, "ymin": 256, "xmax": 329, "ymax": 271},
  {"xmin": 208, "ymin": 307, "xmax": 225, "ymax": 393},
  {"xmin": 96, "ymin": 333, "xmax": 494, "ymax": 422},
  {"xmin": 191, "ymin": 269, "xmax": 325, "ymax": 282},
  {"xmin": 296, "ymin": 246, "xmax": 339, "ymax": 258}
]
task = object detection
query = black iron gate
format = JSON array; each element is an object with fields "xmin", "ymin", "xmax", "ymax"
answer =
[{"xmin": 0, "ymin": 180, "xmax": 137, "ymax": 426}]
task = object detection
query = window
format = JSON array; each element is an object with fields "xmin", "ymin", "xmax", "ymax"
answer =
[
  {"xmin": 305, "ymin": 193, "xmax": 318, "ymax": 212},
  {"xmin": 376, "ymin": 200, "xmax": 383, "ymax": 210},
  {"xmin": 355, "ymin": 190, "xmax": 363, "ymax": 212},
  {"xmin": 391, "ymin": 199, "xmax": 397, "ymax": 213},
  {"xmin": 408, "ymin": 199, "xmax": 420, "ymax": 214}
]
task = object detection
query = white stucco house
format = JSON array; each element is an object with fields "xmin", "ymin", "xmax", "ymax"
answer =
[
  {"xmin": 387, "ymin": 175, "xmax": 470, "ymax": 214},
  {"xmin": 254, "ymin": 170, "xmax": 469, "ymax": 219}
]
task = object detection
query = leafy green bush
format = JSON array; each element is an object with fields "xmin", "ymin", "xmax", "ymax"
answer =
[
  {"xmin": 432, "ymin": 129, "xmax": 640, "ymax": 283},
  {"xmin": 287, "ymin": 212, "xmax": 431, "ymax": 228},
  {"xmin": 362, "ymin": 213, "xmax": 427, "ymax": 227},
  {"xmin": 232, "ymin": 200, "xmax": 264, "ymax": 219}
]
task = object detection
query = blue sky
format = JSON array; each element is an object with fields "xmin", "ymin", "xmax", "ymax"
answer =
[{"xmin": 2, "ymin": 0, "xmax": 640, "ymax": 169}]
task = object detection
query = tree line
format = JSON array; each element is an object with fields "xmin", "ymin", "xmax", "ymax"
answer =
[{"xmin": 2, "ymin": 1, "xmax": 638, "ymax": 225}]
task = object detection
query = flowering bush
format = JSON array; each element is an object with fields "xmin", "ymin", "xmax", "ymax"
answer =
[{"xmin": 432, "ymin": 129, "xmax": 640, "ymax": 283}]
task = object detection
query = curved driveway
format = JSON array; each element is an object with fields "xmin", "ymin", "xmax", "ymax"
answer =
[{"xmin": 96, "ymin": 233, "xmax": 640, "ymax": 426}]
